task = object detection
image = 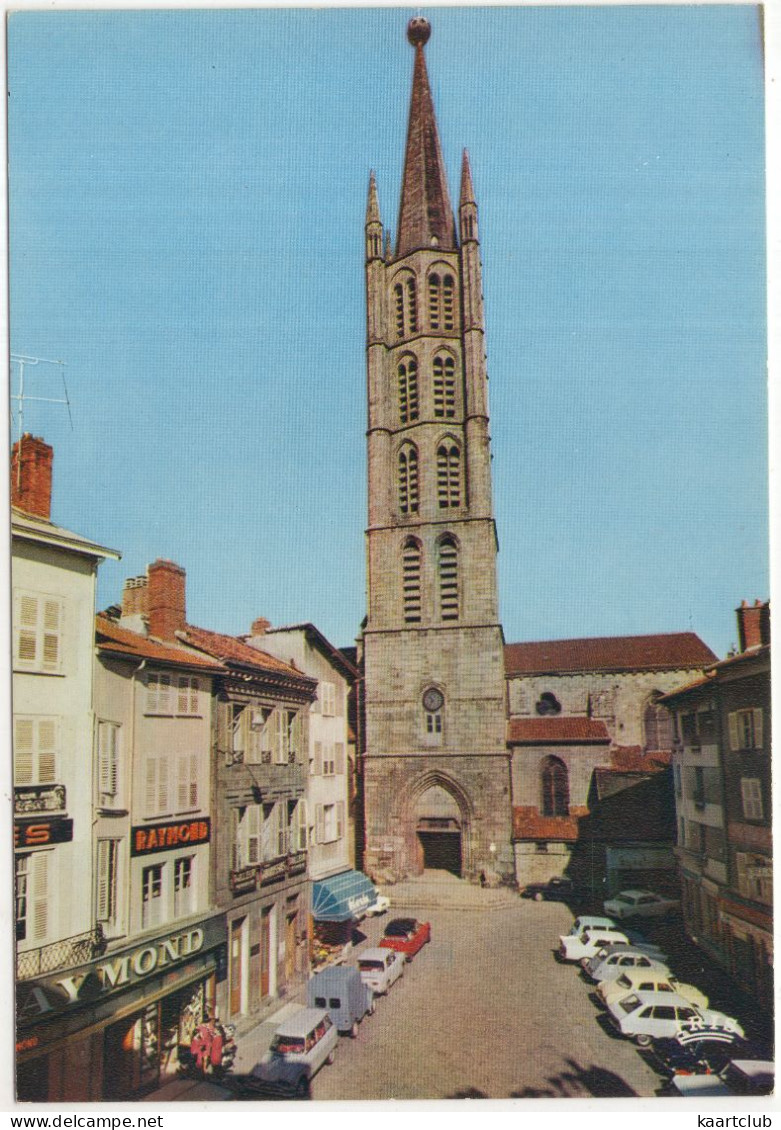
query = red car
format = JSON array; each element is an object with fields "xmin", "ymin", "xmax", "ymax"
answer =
[{"xmin": 379, "ymin": 917, "xmax": 431, "ymax": 960}]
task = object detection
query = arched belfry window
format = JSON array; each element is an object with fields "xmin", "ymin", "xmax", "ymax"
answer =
[
  {"xmin": 428, "ymin": 273, "xmax": 441, "ymax": 331},
  {"xmin": 398, "ymin": 444, "xmax": 419, "ymax": 515},
  {"xmin": 437, "ymin": 536, "xmax": 459, "ymax": 621},
  {"xmin": 442, "ymin": 275, "xmax": 455, "ymax": 330},
  {"xmin": 402, "ymin": 538, "xmax": 422, "ymax": 624},
  {"xmin": 428, "ymin": 271, "xmax": 456, "ymax": 332},
  {"xmin": 541, "ymin": 756, "xmax": 569, "ymax": 817},
  {"xmin": 644, "ymin": 692, "xmax": 673, "ymax": 751},
  {"xmin": 436, "ymin": 442, "xmax": 461, "ymax": 509},
  {"xmin": 393, "ymin": 275, "xmax": 418, "ymax": 338},
  {"xmin": 433, "ymin": 354, "xmax": 456, "ymax": 419},
  {"xmin": 398, "ymin": 357, "xmax": 419, "ymax": 424}
]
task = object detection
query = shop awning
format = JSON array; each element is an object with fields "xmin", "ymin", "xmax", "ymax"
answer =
[{"xmin": 312, "ymin": 870, "xmax": 376, "ymax": 922}]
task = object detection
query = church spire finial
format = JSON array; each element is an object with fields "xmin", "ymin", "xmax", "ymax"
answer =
[{"xmin": 396, "ymin": 18, "xmax": 456, "ymax": 258}]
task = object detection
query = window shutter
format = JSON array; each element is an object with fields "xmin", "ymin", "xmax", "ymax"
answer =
[
  {"xmin": 315, "ymin": 804, "xmax": 324, "ymax": 845},
  {"xmin": 17, "ymin": 594, "xmax": 39, "ymax": 664},
  {"xmin": 314, "ymin": 741, "xmax": 322, "ymax": 775},
  {"xmin": 189, "ymin": 753, "xmax": 199, "ymax": 808},
  {"xmin": 753, "ymin": 709, "xmax": 763, "ymax": 749},
  {"xmin": 42, "ymin": 600, "xmax": 60, "ymax": 670},
  {"xmin": 728, "ymin": 712, "xmax": 739, "ymax": 751},
  {"xmin": 297, "ymin": 800, "xmax": 307, "ymax": 851},
  {"xmin": 147, "ymin": 676, "xmax": 158, "ymax": 714},
  {"xmin": 178, "ymin": 678, "xmax": 189, "ymax": 714},
  {"xmin": 14, "ymin": 718, "xmax": 34, "ymax": 785},
  {"xmin": 335, "ymin": 743, "xmax": 345, "ymax": 775},
  {"xmin": 32, "ymin": 853, "xmax": 49, "ymax": 941},
  {"xmin": 248, "ymin": 805, "xmax": 261, "ymax": 864},
  {"xmin": 145, "ymin": 757, "xmax": 158, "ymax": 816},
  {"xmin": 37, "ymin": 720, "xmax": 57, "ymax": 784},
  {"xmin": 336, "ymin": 801, "xmax": 345, "ymax": 840},
  {"xmin": 97, "ymin": 840, "xmax": 110, "ymax": 921},
  {"xmin": 177, "ymin": 755, "xmax": 189, "ymax": 811}
]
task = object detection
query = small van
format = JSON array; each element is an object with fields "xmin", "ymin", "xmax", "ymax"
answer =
[
  {"xmin": 307, "ymin": 965, "xmax": 374, "ymax": 1037},
  {"xmin": 251, "ymin": 1007, "xmax": 338, "ymax": 1097},
  {"xmin": 567, "ymin": 915, "xmax": 617, "ymax": 937}
]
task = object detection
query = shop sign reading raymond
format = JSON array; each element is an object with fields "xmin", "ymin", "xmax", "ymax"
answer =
[
  {"xmin": 17, "ymin": 918, "xmax": 225, "ymax": 1023},
  {"xmin": 131, "ymin": 817, "xmax": 211, "ymax": 856}
]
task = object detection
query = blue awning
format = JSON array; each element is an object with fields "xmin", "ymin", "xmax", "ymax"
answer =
[{"xmin": 312, "ymin": 870, "xmax": 376, "ymax": 922}]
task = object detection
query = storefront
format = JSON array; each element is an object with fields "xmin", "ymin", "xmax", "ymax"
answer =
[
  {"xmin": 311, "ymin": 870, "xmax": 376, "ymax": 966},
  {"xmin": 16, "ymin": 916, "xmax": 226, "ymax": 1101}
]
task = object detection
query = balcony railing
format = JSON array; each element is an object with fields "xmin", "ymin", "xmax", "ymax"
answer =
[
  {"xmin": 17, "ymin": 925, "xmax": 106, "ymax": 981},
  {"xmin": 14, "ymin": 783, "xmax": 66, "ymax": 816}
]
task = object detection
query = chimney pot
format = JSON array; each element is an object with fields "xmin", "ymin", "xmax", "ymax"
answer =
[
  {"xmin": 251, "ymin": 617, "xmax": 271, "ymax": 636},
  {"xmin": 736, "ymin": 599, "xmax": 770, "ymax": 652},
  {"xmin": 11, "ymin": 435, "xmax": 53, "ymax": 520}
]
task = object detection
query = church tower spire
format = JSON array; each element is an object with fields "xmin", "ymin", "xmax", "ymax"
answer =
[
  {"xmin": 361, "ymin": 18, "xmax": 512, "ymax": 887},
  {"xmin": 396, "ymin": 18, "xmax": 456, "ymax": 257}
]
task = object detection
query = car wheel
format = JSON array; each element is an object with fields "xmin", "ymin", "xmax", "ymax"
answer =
[
  {"xmin": 295, "ymin": 1076, "xmax": 310, "ymax": 1099},
  {"xmin": 634, "ymin": 1034, "xmax": 652, "ymax": 1048},
  {"xmin": 534, "ymin": 892, "xmax": 544, "ymax": 902},
  {"xmin": 349, "ymin": 1020, "xmax": 359, "ymax": 1039},
  {"xmin": 326, "ymin": 1049, "xmax": 336, "ymax": 1065}
]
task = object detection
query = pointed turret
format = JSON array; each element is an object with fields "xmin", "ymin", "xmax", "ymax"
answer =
[
  {"xmin": 459, "ymin": 148, "xmax": 479, "ymax": 245},
  {"xmin": 365, "ymin": 170, "xmax": 383, "ymax": 262},
  {"xmin": 396, "ymin": 18, "xmax": 456, "ymax": 258}
]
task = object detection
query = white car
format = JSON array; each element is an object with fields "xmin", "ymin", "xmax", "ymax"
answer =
[
  {"xmin": 558, "ymin": 928, "xmax": 629, "ymax": 963},
  {"xmin": 666, "ymin": 1060, "xmax": 774, "ymax": 1097},
  {"xmin": 251, "ymin": 1007, "xmax": 338, "ymax": 1097},
  {"xmin": 607, "ymin": 990, "xmax": 744, "ymax": 1047},
  {"xmin": 365, "ymin": 892, "xmax": 391, "ymax": 917},
  {"xmin": 357, "ymin": 947, "xmax": 405, "ymax": 995},
  {"xmin": 598, "ymin": 969, "xmax": 708, "ymax": 1009},
  {"xmin": 585, "ymin": 946, "xmax": 669, "ymax": 983},
  {"xmin": 603, "ymin": 889, "xmax": 680, "ymax": 920},
  {"xmin": 566, "ymin": 915, "xmax": 617, "ymax": 937}
]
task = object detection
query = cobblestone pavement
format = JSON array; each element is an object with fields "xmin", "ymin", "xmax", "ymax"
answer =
[{"xmin": 309, "ymin": 899, "xmax": 666, "ymax": 1100}]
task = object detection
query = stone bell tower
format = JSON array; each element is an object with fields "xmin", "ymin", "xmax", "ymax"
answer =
[{"xmin": 361, "ymin": 17, "xmax": 512, "ymax": 884}]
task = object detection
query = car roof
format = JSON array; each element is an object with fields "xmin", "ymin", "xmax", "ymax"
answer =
[
  {"xmin": 621, "ymin": 990, "xmax": 696, "ymax": 1005},
  {"xmin": 614, "ymin": 889, "xmax": 655, "ymax": 898},
  {"xmin": 727, "ymin": 1060, "xmax": 775, "ymax": 1077},
  {"xmin": 387, "ymin": 917, "xmax": 418, "ymax": 928},
  {"xmin": 274, "ymin": 1008, "xmax": 329, "ymax": 1037},
  {"xmin": 358, "ymin": 948, "xmax": 396, "ymax": 961}
]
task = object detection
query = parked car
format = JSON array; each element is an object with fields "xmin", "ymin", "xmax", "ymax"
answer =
[
  {"xmin": 520, "ymin": 876, "xmax": 574, "ymax": 902},
  {"xmin": 567, "ymin": 914, "xmax": 617, "ymax": 937},
  {"xmin": 365, "ymin": 892, "xmax": 391, "ymax": 916},
  {"xmin": 559, "ymin": 928, "xmax": 630, "ymax": 963},
  {"xmin": 662, "ymin": 1059, "xmax": 774, "ymax": 1097},
  {"xmin": 647, "ymin": 1029, "xmax": 751, "ymax": 1078},
  {"xmin": 249, "ymin": 1007, "xmax": 338, "ymax": 1097},
  {"xmin": 307, "ymin": 966, "xmax": 374, "ymax": 1037},
  {"xmin": 607, "ymin": 990, "xmax": 744, "ymax": 1047},
  {"xmin": 598, "ymin": 969, "xmax": 708, "ymax": 1009},
  {"xmin": 584, "ymin": 946, "xmax": 669, "ymax": 983},
  {"xmin": 603, "ymin": 889, "xmax": 680, "ymax": 920},
  {"xmin": 380, "ymin": 917, "xmax": 431, "ymax": 960},
  {"xmin": 357, "ymin": 947, "xmax": 405, "ymax": 996}
]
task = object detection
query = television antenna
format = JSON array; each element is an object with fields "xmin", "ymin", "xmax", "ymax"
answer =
[{"xmin": 10, "ymin": 354, "xmax": 73, "ymax": 444}]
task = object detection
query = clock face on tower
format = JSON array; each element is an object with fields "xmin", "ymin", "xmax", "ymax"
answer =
[{"xmin": 422, "ymin": 687, "xmax": 444, "ymax": 713}]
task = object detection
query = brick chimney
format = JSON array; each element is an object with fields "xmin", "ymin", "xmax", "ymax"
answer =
[
  {"xmin": 736, "ymin": 599, "xmax": 770, "ymax": 652},
  {"xmin": 251, "ymin": 617, "xmax": 271, "ymax": 636},
  {"xmin": 122, "ymin": 575, "xmax": 148, "ymax": 618},
  {"xmin": 147, "ymin": 559, "xmax": 187, "ymax": 641},
  {"xmin": 11, "ymin": 435, "xmax": 53, "ymax": 519}
]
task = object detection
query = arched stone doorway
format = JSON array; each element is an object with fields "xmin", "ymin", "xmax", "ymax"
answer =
[{"xmin": 415, "ymin": 784, "xmax": 462, "ymax": 875}]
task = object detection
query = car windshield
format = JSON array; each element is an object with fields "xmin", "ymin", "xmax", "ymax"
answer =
[
  {"xmin": 619, "ymin": 994, "xmax": 642, "ymax": 1015},
  {"xmin": 270, "ymin": 1035, "xmax": 305, "ymax": 1055},
  {"xmin": 385, "ymin": 921, "xmax": 415, "ymax": 937},
  {"xmin": 359, "ymin": 960, "xmax": 385, "ymax": 972}
]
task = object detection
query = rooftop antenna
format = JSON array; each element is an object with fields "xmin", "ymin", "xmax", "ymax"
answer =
[{"xmin": 10, "ymin": 354, "xmax": 73, "ymax": 487}]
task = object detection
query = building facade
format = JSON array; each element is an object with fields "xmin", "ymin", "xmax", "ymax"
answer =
[
  {"xmin": 664, "ymin": 601, "xmax": 772, "ymax": 1013},
  {"xmin": 361, "ymin": 18, "xmax": 513, "ymax": 885}
]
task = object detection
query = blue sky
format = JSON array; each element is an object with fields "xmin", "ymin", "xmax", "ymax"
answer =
[{"xmin": 8, "ymin": 5, "xmax": 767, "ymax": 659}]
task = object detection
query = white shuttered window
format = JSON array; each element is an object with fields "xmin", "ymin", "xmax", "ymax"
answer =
[
  {"xmin": 14, "ymin": 716, "xmax": 57, "ymax": 786},
  {"xmin": 14, "ymin": 591, "xmax": 63, "ymax": 673}
]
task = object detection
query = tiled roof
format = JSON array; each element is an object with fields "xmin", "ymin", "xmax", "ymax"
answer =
[
  {"xmin": 512, "ymin": 806, "xmax": 585, "ymax": 842},
  {"xmin": 95, "ymin": 616, "xmax": 223, "ymax": 671},
  {"xmin": 606, "ymin": 746, "xmax": 672, "ymax": 772},
  {"xmin": 507, "ymin": 717, "xmax": 610, "ymax": 745},
  {"xmin": 504, "ymin": 632, "xmax": 717, "ymax": 676},
  {"xmin": 180, "ymin": 624, "xmax": 307, "ymax": 679}
]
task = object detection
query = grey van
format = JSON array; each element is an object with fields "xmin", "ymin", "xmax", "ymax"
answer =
[{"xmin": 307, "ymin": 965, "xmax": 375, "ymax": 1037}]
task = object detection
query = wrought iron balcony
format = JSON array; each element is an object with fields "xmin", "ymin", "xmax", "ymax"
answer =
[
  {"xmin": 14, "ymin": 783, "xmax": 66, "ymax": 816},
  {"xmin": 16, "ymin": 924, "xmax": 107, "ymax": 981}
]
